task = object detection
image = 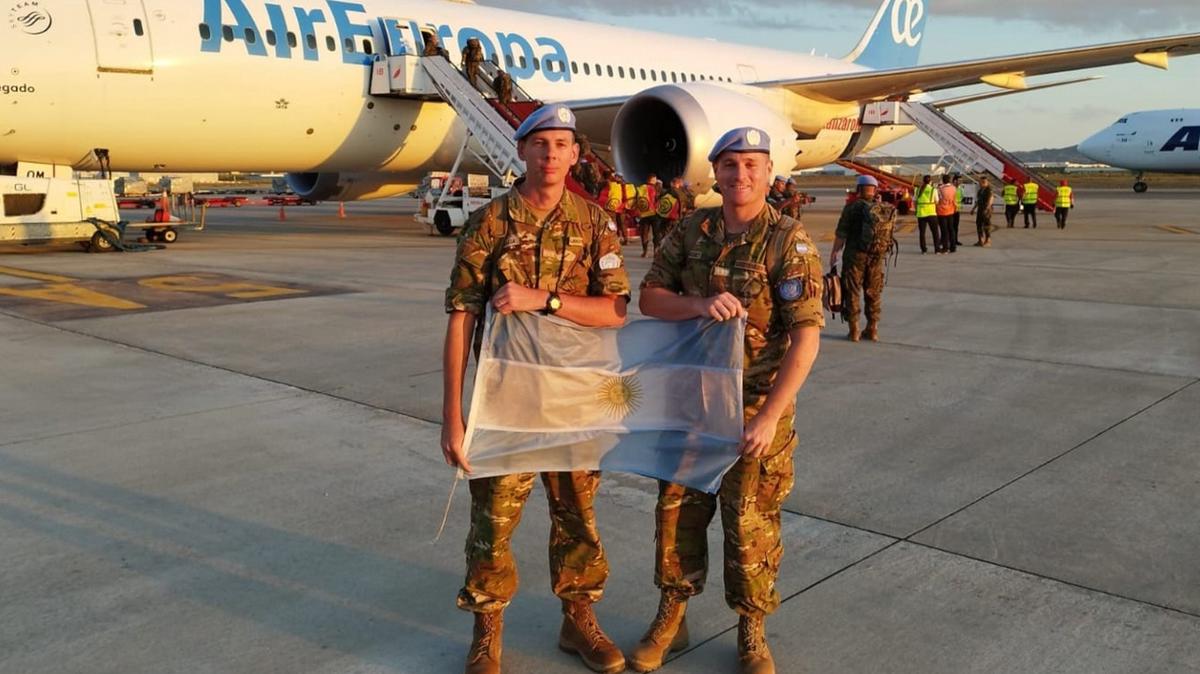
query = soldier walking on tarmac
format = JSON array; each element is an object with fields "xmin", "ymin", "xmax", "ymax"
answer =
[
  {"xmin": 972, "ymin": 176, "xmax": 994, "ymax": 247},
  {"xmin": 636, "ymin": 126, "xmax": 824, "ymax": 674},
  {"xmin": 830, "ymin": 175, "xmax": 896, "ymax": 342},
  {"xmin": 442, "ymin": 104, "xmax": 631, "ymax": 674}
]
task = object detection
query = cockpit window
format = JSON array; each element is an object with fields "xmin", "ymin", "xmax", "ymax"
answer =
[{"xmin": 1116, "ymin": 118, "xmax": 1128, "ymax": 124}]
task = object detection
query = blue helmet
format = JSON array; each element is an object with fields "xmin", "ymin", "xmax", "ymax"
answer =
[{"xmin": 857, "ymin": 175, "xmax": 880, "ymax": 188}]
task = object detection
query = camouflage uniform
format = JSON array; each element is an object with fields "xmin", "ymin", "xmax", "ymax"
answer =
[
  {"xmin": 836, "ymin": 199, "xmax": 886, "ymax": 327},
  {"xmin": 446, "ymin": 185, "xmax": 631, "ymax": 613},
  {"xmin": 640, "ymin": 205, "xmax": 825, "ymax": 617}
]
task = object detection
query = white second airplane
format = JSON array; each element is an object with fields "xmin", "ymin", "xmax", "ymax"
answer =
[
  {"xmin": 1, "ymin": 0, "xmax": 1199, "ymax": 201},
  {"xmin": 1078, "ymin": 109, "xmax": 1200, "ymax": 192}
]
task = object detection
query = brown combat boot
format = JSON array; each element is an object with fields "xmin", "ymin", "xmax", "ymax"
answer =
[
  {"xmin": 629, "ymin": 594, "xmax": 689, "ymax": 672},
  {"xmin": 864, "ymin": 322, "xmax": 879, "ymax": 342},
  {"xmin": 737, "ymin": 615, "xmax": 775, "ymax": 674},
  {"xmin": 847, "ymin": 320, "xmax": 860, "ymax": 342},
  {"xmin": 559, "ymin": 600, "xmax": 626, "ymax": 673},
  {"xmin": 465, "ymin": 611, "xmax": 503, "ymax": 674}
]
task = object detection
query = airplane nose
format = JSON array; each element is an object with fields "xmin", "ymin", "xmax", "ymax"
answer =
[{"xmin": 1077, "ymin": 132, "xmax": 1106, "ymax": 161}]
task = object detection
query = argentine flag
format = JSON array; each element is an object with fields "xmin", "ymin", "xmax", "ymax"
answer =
[{"xmin": 463, "ymin": 312, "xmax": 745, "ymax": 494}]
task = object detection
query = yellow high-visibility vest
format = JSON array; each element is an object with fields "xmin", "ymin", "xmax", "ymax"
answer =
[
  {"xmin": 955, "ymin": 187, "xmax": 963, "ymax": 208},
  {"xmin": 915, "ymin": 184, "xmax": 937, "ymax": 218},
  {"xmin": 1022, "ymin": 182, "xmax": 1040, "ymax": 205},
  {"xmin": 1002, "ymin": 184, "xmax": 1019, "ymax": 205},
  {"xmin": 1056, "ymin": 186, "xmax": 1073, "ymax": 208}
]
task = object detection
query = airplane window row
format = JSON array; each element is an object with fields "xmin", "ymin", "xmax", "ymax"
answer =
[
  {"xmin": 499, "ymin": 53, "xmax": 732, "ymax": 83},
  {"xmin": 198, "ymin": 23, "xmax": 374, "ymax": 56}
]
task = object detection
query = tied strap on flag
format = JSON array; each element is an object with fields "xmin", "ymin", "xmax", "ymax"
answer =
[{"xmin": 461, "ymin": 311, "xmax": 745, "ymax": 494}]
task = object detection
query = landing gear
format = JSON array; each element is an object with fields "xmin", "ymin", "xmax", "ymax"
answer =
[{"xmin": 1133, "ymin": 173, "xmax": 1148, "ymax": 193}]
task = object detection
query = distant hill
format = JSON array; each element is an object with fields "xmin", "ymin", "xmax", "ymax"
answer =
[{"xmin": 873, "ymin": 146, "xmax": 1093, "ymax": 166}]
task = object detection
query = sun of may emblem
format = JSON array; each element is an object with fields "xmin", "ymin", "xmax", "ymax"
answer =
[{"xmin": 596, "ymin": 375, "xmax": 642, "ymax": 419}]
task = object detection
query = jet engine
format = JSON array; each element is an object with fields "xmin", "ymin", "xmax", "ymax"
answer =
[
  {"xmin": 285, "ymin": 172, "xmax": 416, "ymax": 202},
  {"xmin": 611, "ymin": 83, "xmax": 798, "ymax": 190}
]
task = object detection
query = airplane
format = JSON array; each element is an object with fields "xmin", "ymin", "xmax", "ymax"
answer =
[
  {"xmin": 1077, "ymin": 109, "xmax": 1200, "ymax": 192},
  {"xmin": 2, "ymin": 0, "xmax": 1200, "ymax": 203}
]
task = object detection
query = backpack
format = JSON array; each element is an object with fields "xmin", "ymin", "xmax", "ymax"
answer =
[{"xmin": 860, "ymin": 201, "xmax": 898, "ymax": 257}]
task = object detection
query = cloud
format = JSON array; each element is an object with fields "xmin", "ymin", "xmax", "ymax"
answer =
[{"xmin": 476, "ymin": 0, "xmax": 1200, "ymax": 33}]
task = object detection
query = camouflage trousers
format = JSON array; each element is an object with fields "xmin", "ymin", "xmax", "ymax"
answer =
[
  {"xmin": 653, "ymin": 413, "xmax": 797, "ymax": 617},
  {"xmin": 458, "ymin": 471, "xmax": 608, "ymax": 613},
  {"xmin": 842, "ymin": 252, "xmax": 885, "ymax": 326}
]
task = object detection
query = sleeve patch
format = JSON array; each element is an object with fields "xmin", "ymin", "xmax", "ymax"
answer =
[
  {"xmin": 779, "ymin": 278, "xmax": 804, "ymax": 301},
  {"xmin": 599, "ymin": 253, "xmax": 623, "ymax": 270}
]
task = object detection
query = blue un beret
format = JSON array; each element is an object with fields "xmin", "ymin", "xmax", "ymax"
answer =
[
  {"xmin": 857, "ymin": 175, "xmax": 879, "ymax": 188},
  {"xmin": 514, "ymin": 104, "xmax": 577, "ymax": 141},
  {"xmin": 708, "ymin": 127, "xmax": 771, "ymax": 162}
]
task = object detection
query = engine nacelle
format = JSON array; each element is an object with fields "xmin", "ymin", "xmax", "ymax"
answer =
[
  {"xmin": 612, "ymin": 84, "xmax": 798, "ymax": 191},
  {"xmin": 286, "ymin": 172, "xmax": 417, "ymax": 202}
]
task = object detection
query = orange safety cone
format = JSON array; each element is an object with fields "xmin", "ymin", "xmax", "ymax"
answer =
[
  {"xmin": 278, "ymin": 205, "xmax": 287, "ymax": 221},
  {"xmin": 160, "ymin": 192, "xmax": 171, "ymax": 218},
  {"xmin": 338, "ymin": 202, "xmax": 346, "ymax": 219}
]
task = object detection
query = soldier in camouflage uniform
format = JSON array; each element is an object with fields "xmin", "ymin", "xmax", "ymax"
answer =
[
  {"xmin": 830, "ymin": 175, "xmax": 891, "ymax": 342},
  {"xmin": 442, "ymin": 104, "xmax": 630, "ymax": 674},
  {"xmin": 634, "ymin": 127, "xmax": 825, "ymax": 674}
]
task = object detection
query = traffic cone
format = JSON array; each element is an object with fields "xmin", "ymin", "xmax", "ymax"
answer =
[
  {"xmin": 338, "ymin": 202, "xmax": 346, "ymax": 219},
  {"xmin": 160, "ymin": 192, "xmax": 171, "ymax": 218},
  {"xmin": 279, "ymin": 205, "xmax": 286, "ymax": 221}
]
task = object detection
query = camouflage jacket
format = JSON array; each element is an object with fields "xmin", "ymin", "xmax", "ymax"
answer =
[
  {"xmin": 446, "ymin": 185, "xmax": 631, "ymax": 317},
  {"xmin": 835, "ymin": 199, "xmax": 872, "ymax": 255},
  {"xmin": 641, "ymin": 205, "xmax": 825, "ymax": 409}
]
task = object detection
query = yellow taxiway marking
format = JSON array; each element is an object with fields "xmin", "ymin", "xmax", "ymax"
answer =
[
  {"xmin": 138, "ymin": 275, "xmax": 308, "ymax": 300},
  {"xmin": 0, "ymin": 283, "xmax": 146, "ymax": 310},
  {"xmin": 1156, "ymin": 225, "xmax": 1198, "ymax": 235},
  {"xmin": 0, "ymin": 265, "xmax": 76, "ymax": 283}
]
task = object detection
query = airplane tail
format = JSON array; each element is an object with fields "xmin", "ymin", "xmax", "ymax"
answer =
[{"xmin": 844, "ymin": 0, "xmax": 928, "ymax": 70}]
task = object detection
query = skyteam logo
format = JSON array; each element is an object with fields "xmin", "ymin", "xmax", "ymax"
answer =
[
  {"xmin": 890, "ymin": 0, "xmax": 924, "ymax": 47},
  {"xmin": 8, "ymin": 1, "xmax": 53, "ymax": 35}
]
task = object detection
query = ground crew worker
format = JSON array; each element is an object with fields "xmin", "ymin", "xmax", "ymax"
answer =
[
  {"xmin": 491, "ymin": 69, "xmax": 513, "ymax": 104},
  {"xmin": 830, "ymin": 175, "xmax": 892, "ymax": 342},
  {"xmin": 767, "ymin": 175, "xmax": 787, "ymax": 207},
  {"xmin": 1055, "ymin": 179, "xmax": 1075, "ymax": 229},
  {"xmin": 442, "ymin": 104, "xmax": 630, "ymax": 674},
  {"xmin": 1022, "ymin": 177, "xmax": 1040, "ymax": 228},
  {"xmin": 638, "ymin": 174, "xmax": 659, "ymax": 257},
  {"xmin": 636, "ymin": 126, "xmax": 824, "ymax": 674},
  {"xmin": 1002, "ymin": 176, "xmax": 1020, "ymax": 227},
  {"xmin": 952, "ymin": 175, "xmax": 964, "ymax": 247},
  {"xmin": 936, "ymin": 174, "xmax": 958, "ymax": 254},
  {"xmin": 653, "ymin": 176, "xmax": 685, "ymax": 248},
  {"xmin": 915, "ymin": 174, "xmax": 940, "ymax": 254},
  {"xmin": 971, "ymin": 176, "xmax": 994, "ymax": 247},
  {"xmin": 461, "ymin": 38, "xmax": 484, "ymax": 88}
]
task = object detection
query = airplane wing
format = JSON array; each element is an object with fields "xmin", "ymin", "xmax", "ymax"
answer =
[
  {"xmin": 757, "ymin": 32, "xmax": 1200, "ymax": 104},
  {"xmin": 932, "ymin": 77, "xmax": 1101, "ymax": 108}
]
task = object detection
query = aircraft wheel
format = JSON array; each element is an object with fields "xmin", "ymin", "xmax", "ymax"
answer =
[
  {"xmin": 161, "ymin": 227, "xmax": 179, "ymax": 244},
  {"xmin": 90, "ymin": 231, "xmax": 115, "ymax": 253},
  {"xmin": 1133, "ymin": 181, "xmax": 1148, "ymax": 193},
  {"xmin": 434, "ymin": 211, "xmax": 455, "ymax": 237}
]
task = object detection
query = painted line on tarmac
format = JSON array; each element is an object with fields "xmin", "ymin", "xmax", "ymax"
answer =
[{"xmin": 0, "ymin": 265, "xmax": 76, "ymax": 283}]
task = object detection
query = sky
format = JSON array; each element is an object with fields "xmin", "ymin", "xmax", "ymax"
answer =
[{"xmin": 476, "ymin": 0, "xmax": 1200, "ymax": 155}]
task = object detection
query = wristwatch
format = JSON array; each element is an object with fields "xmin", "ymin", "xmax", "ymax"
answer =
[{"xmin": 543, "ymin": 292, "xmax": 563, "ymax": 315}]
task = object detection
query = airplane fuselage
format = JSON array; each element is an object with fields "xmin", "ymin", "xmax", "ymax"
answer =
[
  {"xmin": 1078, "ymin": 109, "xmax": 1200, "ymax": 174},
  {"xmin": 0, "ymin": 0, "xmax": 913, "ymax": 183}
]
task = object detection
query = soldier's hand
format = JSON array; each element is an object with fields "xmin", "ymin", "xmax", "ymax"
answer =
[
  {"xmin": 699, "ymin": 293, "xmax": 746, "ymax": 321},
  {"xmin": 441, "ymin": 417, "xmax": 472, "ymax": 473},
  {"xmin": 740, "ymin": 411, "xmax": 778, "ymax": 458},
  {"xmin": 492, "ymin": 282, "xmax": 548, "ymax": 315}
]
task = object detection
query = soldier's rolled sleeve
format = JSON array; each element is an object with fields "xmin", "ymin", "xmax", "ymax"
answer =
[
  {"xmin": 775, "ymin": 228, "xmax": 826, "ymax": 330},
  {"xmin": 640, "ymin": 215, "xmax": 689, "ymax": 293},
  {"xmin": 588, "ymin": 215, "xmax": 632, "ymax": 298},
  {"xmin": 445, "ymin": 211, "xmax": 497, "ymax": 314}
]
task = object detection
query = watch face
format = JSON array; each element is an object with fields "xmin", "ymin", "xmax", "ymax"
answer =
[{"xmin": 550, "ymin": 296, "xmax": 563, "ymax": 310}]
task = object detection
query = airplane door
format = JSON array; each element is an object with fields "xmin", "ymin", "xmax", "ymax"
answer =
[
  {"xmin": 377, "ymin": 18, "xmax": 418, "ymax": 56},
  {"xmin": 737, "ymin": 64, "xmax": 758, "ymax": 83},
  {"xmin": 86, "ymin": 0, "xmax": 154, "ymax": 74}
]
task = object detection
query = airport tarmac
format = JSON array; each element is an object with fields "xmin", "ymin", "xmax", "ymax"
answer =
[{"xmin": 1, "ymin": 188, "xmax": 1198, "ymax": 673}]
